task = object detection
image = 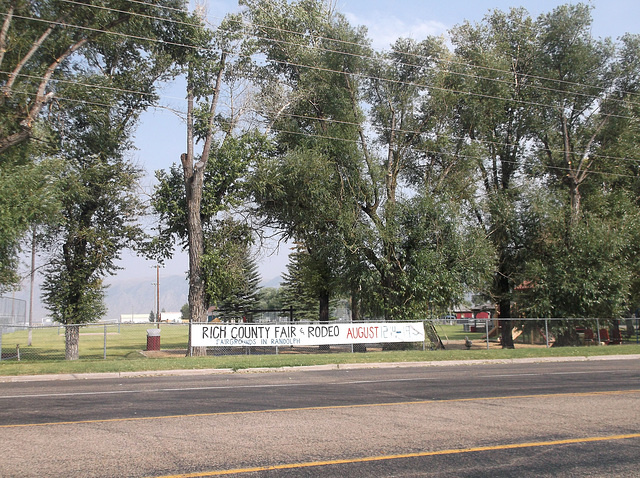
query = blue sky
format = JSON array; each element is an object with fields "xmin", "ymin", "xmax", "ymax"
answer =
[{"xmin": 116, "ymin": 0, "xmax": 640, "ymax": 283}]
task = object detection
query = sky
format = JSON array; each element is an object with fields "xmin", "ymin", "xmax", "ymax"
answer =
[{"xmin": 18, "ymin": 0, "xmax": 640, "ymax": 297}]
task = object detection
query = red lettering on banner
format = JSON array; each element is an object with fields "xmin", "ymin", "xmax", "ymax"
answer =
[{"xmin": 346, "ymin": 326, "xmax": 380, "ymax": 340}]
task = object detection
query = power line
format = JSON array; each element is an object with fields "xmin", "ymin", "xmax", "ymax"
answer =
[
  {"xmin": 55, "ymin": 1, "xmax": 640, "ymax": 107},
  {"xmin": 3, "ymin": 6, "xmax": 640, "ymax": 167},
  {"xmin": 6, "ymin": 64, "xmax": 640, "ymax": 167},
  {"xmin": 202, "ymin": 8, "xmax": 640, "ymax": 104},
  {"xmin": 5, "ymin": 2, "xmax": 640, "ymax": 111}
]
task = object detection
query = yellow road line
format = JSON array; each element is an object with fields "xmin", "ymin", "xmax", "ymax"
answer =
[
  {"xmin": 147, "ymin": 433, "xmax": 640, "ymax": 478},
  {"xmin": 2, "ymin": 389, "xmax": 639, "ymax": 429}
]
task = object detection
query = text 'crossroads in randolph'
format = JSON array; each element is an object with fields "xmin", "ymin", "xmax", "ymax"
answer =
[{"xmin": 191, "ymin": 323, "xmax": 425, "ymax": 347}]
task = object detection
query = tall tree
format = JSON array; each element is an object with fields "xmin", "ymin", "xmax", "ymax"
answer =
[
  {"xmin": 535, "ymin": 3, "xmax": 618, "ymax": 224},
  {"xmin": 247, "ymin": 0, "xmax": 493, "ymax": 321},
  {"xmin": 447, "ymin": 8, "xmax": 539, "ymax": 347},
  {"xmin": 40, "ymin": 75, "xmax": 146, "ymax": 360},
  {"xmin": 0, "ymin": 0, "xmax": 193, "ymax": 292},
  {"xmin": 245, "ymin": 0, "xmax": 369, "ymax": 321},
  {"xmin": 359, "ymin": 36, "xmax": 493, "ymax": 320},
  {"xmin": 150, "ymin": 10, "xmax": 258, "ymax": 354},
  {"xmin": 516, "ymin": 7, "xmax": 640, "ymax": 325}
]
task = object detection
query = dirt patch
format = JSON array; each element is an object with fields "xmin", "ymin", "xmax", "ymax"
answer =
[{"xmin": 442, "ymin": 339, "xmax": 549, "ymax": 350}]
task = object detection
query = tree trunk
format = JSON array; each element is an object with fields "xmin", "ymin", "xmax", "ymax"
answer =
[
  {"xmin": 182, "ymin": 56, "xmax": 226, "ymax": 357},
  {"xmin": 319, "ymin": 289, "xmax": 330, "ymax": 322},
  {"xmin": 569, "ymin": 179, "xmax": 581, "ymax": 226},
  {"xmin": 183, "ymin": 152, "xmax": 207, "ymax": 357},
  {"xmin": 65, "ymin": 325, "xmax": 80, "ymax": 360},
  {"xmin": 183, "ymin": 81, "xmax": 207, "ymax": 357},
  {"xmin": 498, "ymin": 276, "xmax": 515, "ymax": 349},
  {"xmin": 350, "ymin": 284, "xmax": 360, "ymax": 322}
]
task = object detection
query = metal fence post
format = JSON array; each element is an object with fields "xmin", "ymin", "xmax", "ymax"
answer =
[
  {"xmin": 596, "ymin": 319, "xmax": 600, "ymax": 344},
  {"xmin": 103, "ymin": 324, "xmax": 107, "ymax": 360},
  {"xmin": 485, "ymin": 319, "xmax": 489, "ymax": 350},
  {"xmin": 545, "ymin": 319, "xmax": 549, "ymax": 348}
]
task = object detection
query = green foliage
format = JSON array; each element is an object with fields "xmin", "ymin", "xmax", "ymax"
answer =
[
  {"xmin": 37, "ymin": 71, "xmax": 147, "ymax": 360},
  {"xmin": 257, "ymin": 287, "xmax": 285, "ymax": 311},
  {"xmin": 393, "ymin": 195, "xmax": 494, "ymax": 320},
  {"xmin": 0, "ymin": 0, "xmax": 194, "ymax": 153},
  {"xmin": 151, "ymin": 132, "xmax": 262, "ymax": 259},
  {"xmin": 0, "ymin": 154, "xmax": 61, "ymax": 290},
  {"xmin": 180, "ymin": 303, "xmax": 190, "ymax": 321},
  {"xmin": 41, "ymin": 151, "xmax": 145, "ymax": 325},
  {"xmin": 280, "ymin": 247, "xmax": 322, "ymax": 321},
  {"xmin": 0, "ymin": 0, "xmax": 197, "ymax": 297},
  {"xmin": 202, "ymin": 218, "xmax": 255, "ymax": 306},
  {"xmin": 245, "ymin": 0, "xmax": 502, "ymax": 321},
  {"xmin": 517, "ymin": 190, "xmax": 640, "ymax": 319},
  {"xmin": 215, "ymin": 252, "xmax": 262, "ymax": 321}
]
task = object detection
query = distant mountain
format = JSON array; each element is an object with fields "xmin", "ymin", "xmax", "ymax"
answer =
[
  {"xmin": 107, "ymin": 274, "xmax": 282, "ymax": 321},
  {"xmin": 260, "ymin": 276, "xmax": 283, "ymax": 288},
  {"xmin": 105, "ymin": 274, "xmax": 188, "ymax": 321},
  {"xmin": 12, "ymin": 273, "xmax": 282, "ymax": 323}
]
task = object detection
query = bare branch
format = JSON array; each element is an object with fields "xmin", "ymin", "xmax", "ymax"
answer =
[
  {"xmin": 200, "ymin": 52, "xmax": 227, "ymax": 165},
  {"xmin": 0, "ymin": 2, "xmax": 14, "ymax": 70}
]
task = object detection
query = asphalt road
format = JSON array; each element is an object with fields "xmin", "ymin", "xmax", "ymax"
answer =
[{"xmin": 1, "ymin": 358, "xmax": 639, "ymax": 477}]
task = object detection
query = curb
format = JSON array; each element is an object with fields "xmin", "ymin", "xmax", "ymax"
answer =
[{"xmin": 1, "ymin": 354, "xmax": 639, "ymax": 383}]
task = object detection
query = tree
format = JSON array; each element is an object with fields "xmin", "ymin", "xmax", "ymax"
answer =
[
  {"xmin": 149, "ymin": 9, "xmax": 259, "ymax": 354},
  {"xmin": 216, "ymin": 252, "xmax": 261, "ymax": 322},
  {"xmin": 447, "ymin": 8, "xmax": 540, "ymax": 347},
  {"xmin": 513, "ymin": 6, "xmax": 640, "ymax": 326},
  {"xmin": 152, "ymin": 132, "xmax": 260, "ymax": 354},
  {"xmin": 201, "ymin": 217, "xmax": 256, "ymax": 309},
  {"xmin": 246, "ymin": 0, "xmax": 493, "ymax": 322},
  {"xmin": 517, "ymin": 191, "xmax": 640, "ymax": 322},
  {"xmin": 0, "ymin": 0, "xmax": 193, "ymax": 293},
  {"xmin": 357, "ymin": 36, "xmax": 495, "ymax": 320},
  {"xmin": 245, "ymin": 0, "xmax": 372, "ymax": 321},
  {"xmin": 180, "ymin": 303, "xmax": 190, "ymax": 321},
  {"xmin": 33, "ymin": 0, "xmax": 191, "ymax": 358},
  {"xmin": 534, "ymin": 4, "xmax": 618, "ymax": 224},
  {"xmin": 280, "ymin": 246, "xmax": 323, "ymax": 322},
  {"xmin": 40, "ymin": 86, "xmax": 146, "ymax": 359}
]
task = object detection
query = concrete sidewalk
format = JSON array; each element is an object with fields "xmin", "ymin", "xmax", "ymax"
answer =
[{"xmin": 1, "ymin": 353, "xmax": 639, "ymax": 383}]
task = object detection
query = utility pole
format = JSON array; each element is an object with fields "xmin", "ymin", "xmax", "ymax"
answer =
[
  {"xmin": 156, "ymin": 265, "xmax": 161, "ymax": 328},
  {"xmin": 28, "ymin": 227, "xmax": 36, "ymax": 346}
]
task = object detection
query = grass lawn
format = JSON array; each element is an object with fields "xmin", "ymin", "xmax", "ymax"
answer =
[{"xmin": 0, "ymin": 323, "xmax": 189, "ymax": 360}]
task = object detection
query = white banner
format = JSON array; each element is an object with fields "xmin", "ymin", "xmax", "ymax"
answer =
[{"xmin": 191, "ymin": 322, "xmax": 425, "ymax": 347}]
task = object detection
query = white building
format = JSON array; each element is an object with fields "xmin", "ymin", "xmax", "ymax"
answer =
[{"xmin": 119, "ymin": 312, "xmax": 183, "ymax": 323}]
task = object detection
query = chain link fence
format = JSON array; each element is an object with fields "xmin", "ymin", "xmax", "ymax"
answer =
[
  {"xmin": 0, "ymin": 317, "xmax": 638, "ymax": 361},
  {"xmin": 0, "ymin": 296, "xmax": 27, "ymax": 333}
]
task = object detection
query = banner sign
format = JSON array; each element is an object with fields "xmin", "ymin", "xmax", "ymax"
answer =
[{"xmin": 191, "ymin": 322, "xmax": 425, "ymax": 347}]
